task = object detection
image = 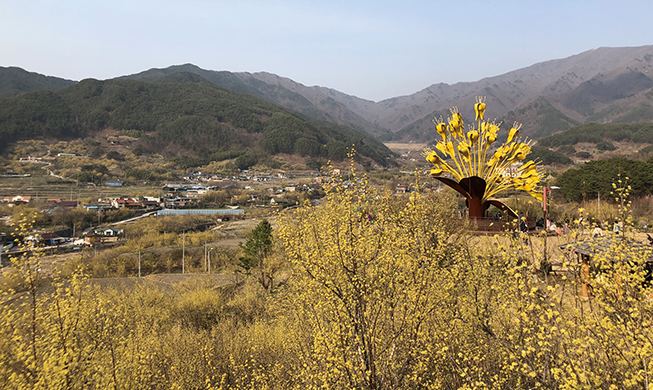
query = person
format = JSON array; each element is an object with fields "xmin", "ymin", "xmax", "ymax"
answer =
[
  {"xmin": 613, "ymin": 220, "xmax": 620, "ymax": 233},
  {"xmin": 536, "ymin": 216, "xmax": 544, "ymax": 229},
  {"xmin": 592, "ymin": 226, "xmax": 604, "ymax": 237}
]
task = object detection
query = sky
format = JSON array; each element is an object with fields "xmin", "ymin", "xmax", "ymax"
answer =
[{"xmin": 2, "ymin": 0, "xmax": 652, "ymax": 102}]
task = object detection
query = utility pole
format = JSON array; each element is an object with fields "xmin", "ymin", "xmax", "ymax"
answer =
[
  {"xmin": 542, "ymin": 185, "xmax": 559, "ymax": 277},
  {"xmin": 182, "ymin": 230, "xmax": 185, "ymax": 274},
  {"xmin": 208, "ymin": 247, "xmax": 214, "ymax": 274},
  {"xmin": 543, "ymin": 186, "xmax": 549, "ymax": 270},
  {"xmin": 138, "ymin": 250, "xmax": 141, "ymax": 278}
]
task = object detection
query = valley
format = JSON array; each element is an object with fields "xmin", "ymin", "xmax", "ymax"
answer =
[{"xmin": 3, "ymin": 45, "xmax": 653, "ymax": 389}]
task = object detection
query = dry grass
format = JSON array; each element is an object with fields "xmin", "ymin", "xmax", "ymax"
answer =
[{"xmin": 383, "ymin": 142, "xmax": 428, "ymax": 153}]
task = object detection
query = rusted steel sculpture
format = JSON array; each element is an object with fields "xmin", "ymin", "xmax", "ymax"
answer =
[{"xmin": 425, "ymin": 97, "xmax": 542, "ymax": 219}]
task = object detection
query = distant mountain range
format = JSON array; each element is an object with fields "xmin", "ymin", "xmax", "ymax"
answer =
[
  {"xmin": 316, "ymin": 45, "xmax": 653, "ymax": 141},
  {"xmin": 3, "ymin": 45, "xmax": 653, "ymax": 143}
]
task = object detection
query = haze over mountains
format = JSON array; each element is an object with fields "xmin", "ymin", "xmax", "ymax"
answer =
[{"xmin": 3, "ymin": 45, "xmax": 653, "ymax": 144}]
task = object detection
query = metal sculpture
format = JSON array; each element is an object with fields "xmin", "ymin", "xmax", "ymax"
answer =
[{"xmin": 425, "ymin": 97, "xmax": 542, "ymax": 219}]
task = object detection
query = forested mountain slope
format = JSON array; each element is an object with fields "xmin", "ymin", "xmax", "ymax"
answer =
[{"xmin": 0, "ymin": 77, "xmax": 395, "ymax": 166}]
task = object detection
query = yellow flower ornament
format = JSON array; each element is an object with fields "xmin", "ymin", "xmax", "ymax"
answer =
[
  {"xmin": 425, "ymin": 99, "xmax": 542, "ymax": 219},
  {"xmin": 474, "ymin": 96, "xmax": 486, "ymax": 120}
]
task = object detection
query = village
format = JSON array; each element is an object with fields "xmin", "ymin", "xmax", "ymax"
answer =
[{"xmin": 1, "ymin": 164, "xmax": 440, "ymax": 263}]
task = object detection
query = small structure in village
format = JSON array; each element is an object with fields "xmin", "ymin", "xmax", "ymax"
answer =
[
  {"xmin": 82, "ymin": 227, "xmax": 125, "ymax": 244},
  {"xmin": 2, "ymin": 195, "xmax": 31, "ymax": 206},
  {"xmin": 25, "ymin": 232, "xmax": 67, "ymax": 247},
  {"xmin": 105, "ymin": 179, "xmax": 123, "ymax": 187},
  {"xmin": 156, "ymin": 208, "xmax": 244, "ymax": 216}
]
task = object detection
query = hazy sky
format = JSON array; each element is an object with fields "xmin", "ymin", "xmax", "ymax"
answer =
[{"xmin": 2, "ymin": 0, "xmax": 652, "ymax": 101}]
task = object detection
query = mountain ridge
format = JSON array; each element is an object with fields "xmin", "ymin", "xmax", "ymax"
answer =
[
  {"xmin": 0, "ymin": 66, "xmax": 75, "ymax": 98},
  {"xmin": 121, "ymin": 65, "xmax": 391, "ymax": 139},
  {"xmin": 4, "ymin": 44, "xmax": 653, "ymax": 143},
  {"xmin": 0, "ymin": 77, "xmax": 395, "ymax": 168}
]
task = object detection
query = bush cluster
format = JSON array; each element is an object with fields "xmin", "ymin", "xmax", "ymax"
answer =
[{"xmin": 3, "ymin": 172, "xmax": 653, "ymax": 389}]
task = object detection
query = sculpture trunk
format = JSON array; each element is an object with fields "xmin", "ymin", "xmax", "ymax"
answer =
[
  {"xmin": 434, "ymin": 176, "xmax": 518, "ymax": 220},
  {"xmin": 468, "ymin": 195, "xmax": 484, "ymax": 220}
]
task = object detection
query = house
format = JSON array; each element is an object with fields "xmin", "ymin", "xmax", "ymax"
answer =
[
  {"xmin": 165, "ymin": 197, "xmax": 193, "ymax": 208},
  {"xmin": 82, "ymin": 227, "xmax": 124, "ymax": 244},
  {"xmin": 140, "ymin": 196, "xmax": 161, "ymax": 209},
  {"xmin": 2, "ymin": 195, "xmax": 31, "ymax": 206},
  {"xmin": 95, "ymin": 227, "xmax": 124, "ymax": 237},
  {"xmin": 111, "ymin": 198, "xmax": 141, "ymax": 209},
  {"xmin": 395, "ymin": 185, "xmax": 408, "ymax": 194},
  {"xmin": 82, "ymin": 232, "xmax": 102, "ymax": 245},
  {"xmin": 40, "ymin": 232, "xmax": 66, "ymax": 246},
  {"xmin": 270, "ymin": 197, "xmax": 291, "ymax": 207},
  {"xmin": 26, "ymin": 232, "xmax": 66, "ymax": 246},
  {"xmin": 18, "ymin": 156, "xmax": 42, "ymax": 163},
  {"xmin": 106, "ymin": 180, "xmax": 123, "ymax": 187},
  {"xmin": 142, "ymin": 200, "xmax": 160, "ymax": 209}
]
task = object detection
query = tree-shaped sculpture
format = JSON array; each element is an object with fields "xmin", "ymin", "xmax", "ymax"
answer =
[{"xmin": 425, "ymin": 97, "xmax": 542, "ymax": 220}]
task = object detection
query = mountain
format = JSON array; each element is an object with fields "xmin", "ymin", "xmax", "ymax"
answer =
[
  {"xmin": 121, "ymin": 64, "xmax": 391, "ymax": 139},
  {"xmin": 323, "ymin": 45, "xmax": 653, "ymax": 141},
  {"xmin": 522, "ymin": 122, "xmax": 653, "ymax": 167},
  {"xmin": 501, "ymin": 97, "xmax": 580, "ymax": 140},
  {"xmin": 130, "ymin": 46, "xmax": 653, "ymax": 143},
  {"xmin": 0, "ymin": 66, "xmax": 75, "ymax": 98},
  {"xmin": 0, "ymin": 78, "xmax": 395, "ymax": 167},
  {"xmin": 5, "ymin": 45, "xmax": 653, "ymax": 144},
  {"xmin": 537, "ymin": 122, "xmax": 653, "ymax": 148}
]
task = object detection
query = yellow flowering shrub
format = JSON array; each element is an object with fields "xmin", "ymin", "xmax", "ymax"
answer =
[
  {"xmin": 2, "ymin": 165, "xmax": 653, "ymax": 389},
  {"xmin": 277, "ymin": 164, "xmax": 470, "ymax": 388}
]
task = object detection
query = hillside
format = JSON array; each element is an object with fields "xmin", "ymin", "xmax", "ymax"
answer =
[
  {"xmin": 313, "ymin": 46, "xmax": 653, "ymax": 142},
  {"xmin": 530, "ymin": 122, "xmax": 653, "ymax": 164},
  {"xmin": 0, "ymin": 78, "xmax": 395, "ymax": 167},
  {"xmin": 0, "ymin": 66, "xmax": 75, "ymax": 98},
  {"xmin": 5, "ymin": 45, "xmax": 653, "ymax": 144},
  {"xmin": 122, "ymin": 64, "xmax": 391, "ymax": 139},
  {"xmin": 538, "ymin": 122, "xmax": 653, "ymax": 148},
  {"xmin": 501, "ymin": 97, "xmax": 580, "ymax": 140},
  {"xmin": 135, "ymin": 47, "xmax": 653, "ymax": 143}
]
